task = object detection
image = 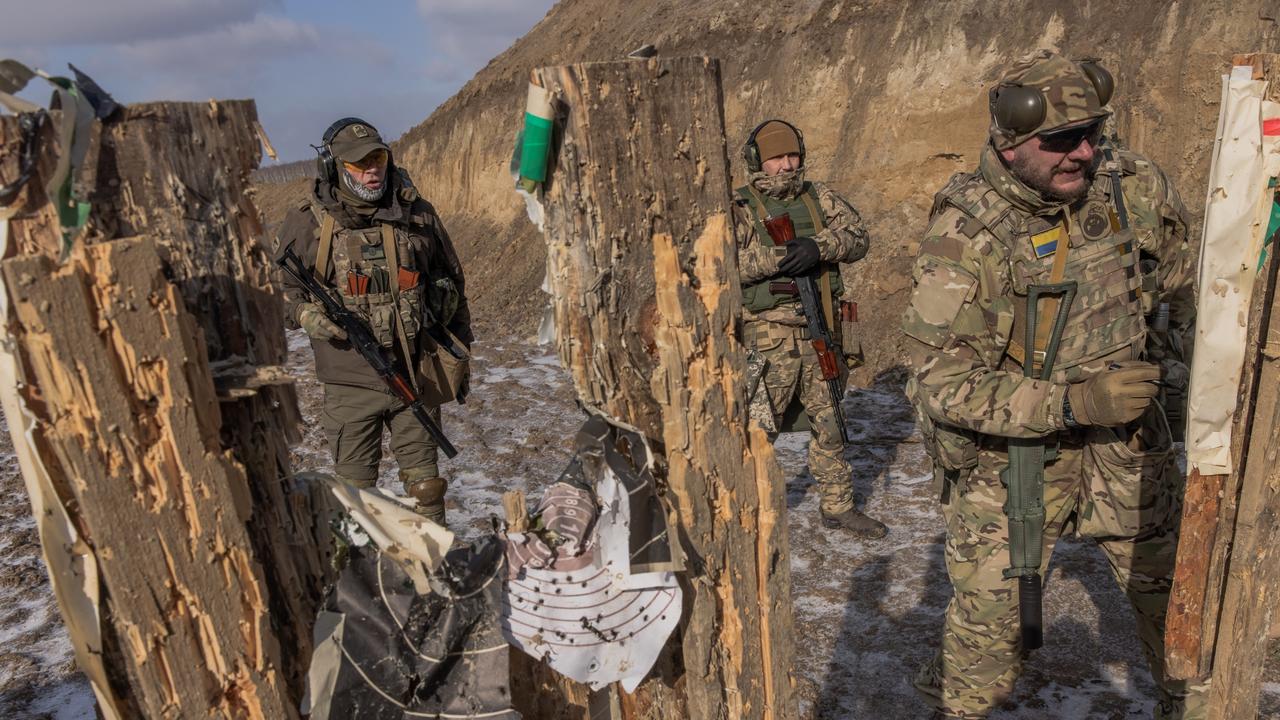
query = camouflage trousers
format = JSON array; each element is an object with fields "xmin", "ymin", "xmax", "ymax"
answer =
[
  {"xmin": 745, "ymin": 320, "xmax": 854, "ymax": 514},
  {"xmin": 320, "ymin": 382, "xmax": 442, "ymax": 490},
  {"xmin": 914, "ymin": 409, "xmax": 1207, "ymax": 719}
]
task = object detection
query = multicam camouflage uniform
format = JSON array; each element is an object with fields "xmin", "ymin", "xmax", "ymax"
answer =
[
  {"xmin": 736, "ymin": 168, "xmax": 869, "ymax": 515},
  {"xmin": 902, "ymin": 52, "xmax": 1204, "ymax": 719}
]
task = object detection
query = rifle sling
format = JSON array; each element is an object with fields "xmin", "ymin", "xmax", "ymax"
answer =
[
  {"xmin": 797, "ymin": 189, "xmax": 837, "ymax": 335},
  {"xmin": 382, "ymin": 222, "xmax": 418, "ymax": 392},
  {"xmin": 1007, "ymin": 212, "xmax": 1072, "ymax": 372},
  {"xmin": 316, "ymin": 212, "xmax": 336, "ymax": 282}
]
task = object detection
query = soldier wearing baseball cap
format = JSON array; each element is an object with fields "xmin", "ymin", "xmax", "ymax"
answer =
[
  {"xmin": 274, "ymin": 118, "xmax": 473, "ymax": 526},
  {"xmin": 902, "ymin": 50, "xmax": 1204, "ymax": 718}
]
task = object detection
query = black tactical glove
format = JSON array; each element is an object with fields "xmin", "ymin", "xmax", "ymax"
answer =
[{"xmin": 777, "ymin": 236, "xmax": 821, "ymax": 276}]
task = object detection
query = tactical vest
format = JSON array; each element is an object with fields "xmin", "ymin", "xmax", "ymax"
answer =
[
  {"xmin": 735, "ymin": 183, "xmax": 845, "ymax": 312},
  {"xmin": 931, "ymin": 165, "xmax": 1147, "ymax": 380},
  {"xmin": 309, "ymin": 202, "xmax": 427, "ymax": 353}
]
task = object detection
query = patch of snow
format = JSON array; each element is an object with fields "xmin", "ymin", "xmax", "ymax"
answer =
[{"xmin": 26, "ymin": 680, "xmax": 97, "ymax": 720}]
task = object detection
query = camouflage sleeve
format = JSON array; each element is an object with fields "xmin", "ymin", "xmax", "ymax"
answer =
[
  {"xmin": 415, "ymin": 200, "xmax": 475, "ymax": 347},
  {"xmin": 733, "ymin": 201, "xmax": 783, "ymax": 284},
  {"xmin": 901, "ymin": 216, "xmax": 1068, "ymax": 438},
  {"xmin": 273, "ymin": 206, "xmax": 320, "ymax": 329},
  {"xmin": 1126, "ymin": 153, "xmax": 1197, "ymax": 364},
  {"xmin": 812, "ymin": 183, "xmax": 869, "ymax": 264}
]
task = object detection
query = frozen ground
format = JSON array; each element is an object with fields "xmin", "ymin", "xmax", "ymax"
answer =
[
  {"xmin": 1, "ymin": 334, "xmax": 1278, "ymax": 718},
  {"xmin": 0, "ymin": 411, "xmax": 99, "ymax": 719}
]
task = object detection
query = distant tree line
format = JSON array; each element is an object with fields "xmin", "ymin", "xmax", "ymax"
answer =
[{"xmin": 251, "ymin": 160, "xmax": 314, "ymax": 184}]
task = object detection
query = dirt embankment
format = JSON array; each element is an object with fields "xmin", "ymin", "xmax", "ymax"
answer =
[{"xmin": 260, "ymin": 0, "xmax": 1279, "ymax": 377}]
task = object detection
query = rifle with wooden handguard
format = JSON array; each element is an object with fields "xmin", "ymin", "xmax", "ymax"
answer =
[
  {"xmin": 761, "ymin": 213, "xmax": 852, "ymax": 444},
  {"xmin": 277, "ymin": 241, "xmax": 459, "ymax": 458}
]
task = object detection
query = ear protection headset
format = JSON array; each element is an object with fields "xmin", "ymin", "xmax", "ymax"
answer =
[
  {"xmin": 313, "ymin": 116, "xmax": 378, "ymax": 184},
  {"xmin": 989, "ymin": 59, "xmax": 1114, "ymax": 136},
  {"xmin": 741, "ymin": 118, "xmax": 806, "ymax": 173}
]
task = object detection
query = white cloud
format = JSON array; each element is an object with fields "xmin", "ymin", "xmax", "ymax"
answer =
[
  {"xmin": 415, "ymin": 0, "xmax": 555, "ymax": 81},
  {"xmin": 0, "ymin": 0, "xmax": 279, "ymax": 46},
  {"xmin": 49, "ymin": 14, "xmax": 326, "ymax": 108},
  {"xmin": 115, "ymin": 14, "xmax": 322, "ymax": 72}
]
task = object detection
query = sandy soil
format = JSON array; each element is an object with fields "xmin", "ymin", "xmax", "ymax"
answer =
[{"xmin": 2, "ymin": 335, "xmax": 1278, "ymax": 718}]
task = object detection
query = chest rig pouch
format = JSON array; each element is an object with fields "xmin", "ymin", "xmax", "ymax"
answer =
[
  {"xmin": 736, "ymin": 183, "xmax": 845, "ymax": 313},
  {"xmin": 1004, "ymin": 187, "xmax": 1146, "ymax": 381},
  {"xmin": 934, "ymin": 169, "xmax": 1146, "ymax": 381},
  {"xmin": 312, "ymin": 207, "xmax": 427, "ymax": 353}
]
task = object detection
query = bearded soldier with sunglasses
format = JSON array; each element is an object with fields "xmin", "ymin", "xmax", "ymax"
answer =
[
  {"xmin": 902, "ymin": 51, "xmax": 1203, "ymax": 718},
  {"xmin": 275, "ymin": 118, "xmax": 472, "ymax": 526},
  {"xmin": 734, "ymin": 119, "xmax": 888, "ymax": 538}
]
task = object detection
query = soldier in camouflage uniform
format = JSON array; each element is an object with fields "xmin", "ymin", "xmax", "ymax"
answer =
[
  {"xmin": 902, "ymin": 51, "xmax": 1204, "ymax": 718},
  {"xmin": 276, "ymin": 118, "xmax": 472, "ymax": 526},
  {"xmin": 736, "ymin": 119, "xmax": 887, "ymax": 538}
]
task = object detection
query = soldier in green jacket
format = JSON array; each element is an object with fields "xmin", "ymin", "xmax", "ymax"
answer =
[
  {"xmin": 275, "ymin": 118, "xmax": 471, "ymax": 526},
  {"xmin": 736, "ymin": 119, "xmax": 887, "ymax": 538},
  {"xmin": 902, "ymin": 51, "xmax": 1205, "ymax": 718}
]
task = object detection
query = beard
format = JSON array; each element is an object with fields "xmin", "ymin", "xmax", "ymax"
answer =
[
  {"xmin": 1008, "ymin": 153, "xmax": 1094, "ymax": 204},
  {"xmin": 341, "ymin": 169, "xmax": 386, "ymax": 202}
]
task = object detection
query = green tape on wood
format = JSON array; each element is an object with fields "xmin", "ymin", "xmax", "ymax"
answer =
[
  {"xmin": 1260, "ymin": 179, "xmax": 1279, "ymax": 271},
  {"xmin": 519, "ymin": 112, "xmax": 552, "ymax": 184}
]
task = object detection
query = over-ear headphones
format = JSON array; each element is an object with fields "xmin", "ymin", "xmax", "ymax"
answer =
[
  {"xmin": 989, "ymin": 59, "xmax": 1114, "ymax": 136},
  {"xmin": 741, "ymin": 118, "xmax": 806, "ymax": 173},
  {"xmin": 313, "ymin": 116, "xmax": 376, "ymax": 184}
]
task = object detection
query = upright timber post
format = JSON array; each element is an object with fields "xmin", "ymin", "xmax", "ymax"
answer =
[
  {"xmin": 0, "ymin": 101, "xmax": 331, "ymax": 717},
  {"xmin": 529, "ymin": 57, "xmax": 796, "ymax": 719},
  {"xmin": 1165, "ymin": 53, "xmax": 1280, "ymax": 718},
  {"xmin": 1198, "ymin": 53, "xmax": 1280, "ymax": 720}
]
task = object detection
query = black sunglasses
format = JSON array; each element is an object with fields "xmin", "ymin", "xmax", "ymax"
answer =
[{"xmin": 1037, "ymin": 120, "xmax": 1105, "ymax": 153}]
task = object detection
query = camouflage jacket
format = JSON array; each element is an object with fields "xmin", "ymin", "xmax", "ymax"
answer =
[
  {"xmin": 902, "ymin": 143, "xmax": 1194, "ymax": 443},
  {"xmin": 734, "ymin": 171, "xmax": 871, "ymax": 325}
]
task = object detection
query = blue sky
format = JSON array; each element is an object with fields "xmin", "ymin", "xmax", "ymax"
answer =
[{"xmin": 1, "ymin": 0, "xmax": 557, "ymax": 161}]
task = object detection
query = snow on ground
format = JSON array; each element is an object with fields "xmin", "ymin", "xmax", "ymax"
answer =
[
  {"xmin": 0, "ymin": 415, "xmax": 95, "ymax": 718},
  {"xmin": 2, "ymin": 335, "xmax": 1278, "ymax": 718}
]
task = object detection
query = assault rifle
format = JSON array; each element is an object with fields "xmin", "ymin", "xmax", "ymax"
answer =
[
  {"xmin": 761, "ymin": 213, "xmax": 852, "ymax": 445},
  {"xmin": 277, "ymin": 241, "xmax": 459, "ymax": 459}
]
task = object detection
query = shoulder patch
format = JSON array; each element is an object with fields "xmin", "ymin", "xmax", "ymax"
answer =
[
  {"xmin": 919, "ymin": 228, "xmax": 970, "ymax": 264},
  {"xmin": 903, "ymin": 257, "xmax": 978, "ymax": 348},
  {"xmin": 1029, "ymin": 224, "xmax": 1064, "ymax": 258}
]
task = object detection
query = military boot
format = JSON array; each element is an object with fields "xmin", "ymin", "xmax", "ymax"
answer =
[
  {"xmin": 821, "ymin": 507, "xmax": 888, "ymax": 538},
  {"xmin": 403, "ymin": 471, "xmax": 447, "ymax": 527}
]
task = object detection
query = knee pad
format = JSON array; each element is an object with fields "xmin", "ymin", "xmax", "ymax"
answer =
[{"xmin": 404, "ymin": 474, "xmax": 447, "ymax": 506}]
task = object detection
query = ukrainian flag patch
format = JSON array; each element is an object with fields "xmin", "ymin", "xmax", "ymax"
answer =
[{"xmin": 1030, "ymin": 225, "xmax": 1065, "ymax": 259}]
